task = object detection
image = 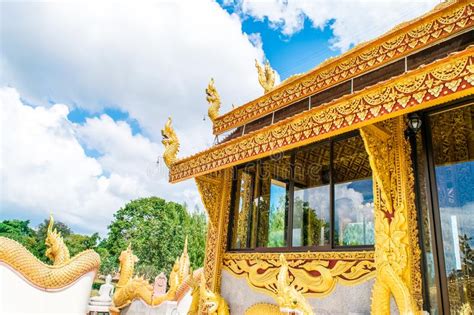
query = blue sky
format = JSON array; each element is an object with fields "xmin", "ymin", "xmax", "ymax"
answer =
[
  {"xmin": 219, "ymin": 1, "xmax": 337, "ymax": 80},
  {"xmin": 58, "ymin": 2, "xmax": 339, "ymax": 133},
  {"xmin": 0, "ymin": 0, "xmax": 439, "ymax": 235}
]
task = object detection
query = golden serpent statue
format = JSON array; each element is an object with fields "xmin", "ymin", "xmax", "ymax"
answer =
[
  {"xmin": 0, "ymin": 215, "xmax": 100, "ymax": 290},
  {"xmin": 245, "ymin": 254, "xmax": 314, "ymax": 315},
  {"xmin": 45, "ymin": 214, "xmax": 70, "ymax": 265},
  {"xmin": 161, "ymin": 116, "xmax": 180, "ymax": 168},
  {"xmin": 112, "ymin": 241, "xmax": 190, "ymax": 309},
  {"xmin": 200, "ymin": 276, "xmax": 230, "ymax": 315}
]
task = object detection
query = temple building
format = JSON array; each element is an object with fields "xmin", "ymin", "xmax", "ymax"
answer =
[{"xmin": 162, "ymin": 0, "xmax": 474, "ymax": 314}]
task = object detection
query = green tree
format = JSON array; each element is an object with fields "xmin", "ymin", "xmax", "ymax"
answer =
[
  {"xmin": 0, "ymin": 220, "xmax": 40, "ymax": 257},
  {"xmin": 1, "ymin": 218, "xmax": 102, "ymax": 264},
  {"xmin": 104, "ymin": 197, "xmax": 207, "ymax": 278}
]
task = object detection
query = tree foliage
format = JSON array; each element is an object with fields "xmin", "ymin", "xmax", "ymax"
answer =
[
  {"xmin": 1, "ymin": 197, "xmax": 207, "ymax": 279},
  {"xmin": 104, "ymin": 197, "xmax": 207, "ymax": 278},
  {"xmin": 0, "ymin": 218, "xmax": 99, "ymax": 263}
]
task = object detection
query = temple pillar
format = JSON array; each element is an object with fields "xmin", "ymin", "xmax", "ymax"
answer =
[
  {"xmin": 195, "ymin": 168, "xmax": 233, "ymax": 292},
  {"xmin": 360, "ymin": 116, "xmax": 422, "ymax": 314}
]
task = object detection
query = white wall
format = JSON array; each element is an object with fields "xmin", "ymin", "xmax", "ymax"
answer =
[
  {"xmin": 0, "ymin": 263, "xmax": 96, "ymax": 315},
  {"xmin": 220, "ymin": 269, "xmax": 399, "ymax": 315}
]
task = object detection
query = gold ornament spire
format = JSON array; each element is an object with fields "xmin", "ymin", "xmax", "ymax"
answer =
[
  {"xmin": 206, "ymin": 78, "xmax": 221, "ymax": 122},
  {"xmin": 255, "ymin": 59, "xmax": 276, "ymax": 94},
  {"xmin": 161, "ymin": 117, "xmax": 180, "ymax": 168}
]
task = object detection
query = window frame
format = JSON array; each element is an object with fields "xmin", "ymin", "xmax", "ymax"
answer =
[{"xmin": 227, "ymin": 130, "xmax": 375, "ymax": 253}]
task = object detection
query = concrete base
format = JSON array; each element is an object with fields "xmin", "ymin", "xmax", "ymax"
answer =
[
  {"xmin": 121, "ymin": 300, "xmax": 178, "ymax": 315},
  {"xmin": 0, "ymin": 263, "xmax": 96, "ymax": 315}
]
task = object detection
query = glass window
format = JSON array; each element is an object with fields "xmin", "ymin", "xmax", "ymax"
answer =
[
  {"xmin": 255, "ymin": 154, "xmax": 291, "ymax": 248},
  {"xmin": 429, "ymin": 105, "xmax": 474, "ymax": 313},
  {"xmin": 228, "ymin": 132, "xmax": 375, "ymax": 251},
  {"xmin": 333, "ymin": 136, "xmax": 374, "ymax": 246},
  {"xmin": 229, "ymin": 167, "xmax": 255, "ymax": 249},
  {"xmin": 292, "ymin": 143, "xmax": 330, "ymax": 247}
]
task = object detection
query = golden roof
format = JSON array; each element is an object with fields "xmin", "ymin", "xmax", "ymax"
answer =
[
  {"xmin": 169, "ymin": 46, "xmax": 474, "ymax": 182},
  {"xmin": 212, "ymin": 0, "xmax": 473, "ymax": 135}
]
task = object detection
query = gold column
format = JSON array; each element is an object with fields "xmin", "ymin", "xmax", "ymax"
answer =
[
  {"xmin": 195, "ymin": 168, "xmax": 233, "ymax": 291},
  {"xmin": 360, "ymin": 116, "xmax": 422, "ymax": 314}
]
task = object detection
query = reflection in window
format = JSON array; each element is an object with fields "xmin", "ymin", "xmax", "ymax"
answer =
[
  {"xmin": 293, "ymin": 143, "xmax": 330, "ymax": 247},
  {"xmin": 430, "ymin": 104, "xmax": 473, "ymax": 312},
  {"xmin": 333, "ymin": 136, "xmax": 374, "ymax": 246},
  {"xmin": 256, "ymin": 155, "xmax": 291, "ymax": 248},
  {"xmin": 229, "ymin": 167, "xmax": 255, "ymax": 249},
  {"xmin": 228, "ymin": 132, "xmax": 375, "ymax": 251}
]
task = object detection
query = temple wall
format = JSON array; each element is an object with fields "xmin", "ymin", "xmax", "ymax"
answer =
[
  {"xmin": 0, "ymin": 264, "xmax": 95, "ymax": 315},
  {"xmin": 221, "ymin": 270, "xmax": 399, "ymax": 315}
]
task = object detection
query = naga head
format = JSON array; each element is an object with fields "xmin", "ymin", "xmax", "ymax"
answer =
[
  {"xmin": 117, "ymin": 243, "xmax": 139, "ymax": 287},
  {"xmin": 161, "ymin": 117, "xmax": 180, "ymax": 168},
  {"xmin": 168, "ymin": 257, "xmax": 181, "ymax": 293},
  {"xmin": 206, "ymin": 78, "xmax": 221, "ymax": 122},
  {"xmin": 255, "ymin": 59, "xmax": 276, "ymax": 94},
  {"xmin": 200, "ymin": 276, "xmax": 220, "ymax": 314},
  {"xmin": 45, "ymin": 214, "xmax": 70, "ymax": 265},
  {"xmin": 276, "ymin": 254, "xmax": 313, "ymax": 315},
  {"xmin": 119, "ymin": 243, "xmax": 139, "ymax": 269}
]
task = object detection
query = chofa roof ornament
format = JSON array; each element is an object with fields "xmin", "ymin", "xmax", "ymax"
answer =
[
  {"xmin": 255, "ymin": 59, "xmax": 276, "ymax": 94},
  {"xmin": 206, "ymin": 78, "xmax": 221, "ymax": 123},
  {"xmin": 161, "ymin": 117, "xmax": 180, "ymax": 168}
]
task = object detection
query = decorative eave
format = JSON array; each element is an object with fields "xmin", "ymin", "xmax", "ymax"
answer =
[
  {"xmin": 169, "ymin": 46, "xmax": 474, "ymax": 183},
  {"xmin": 212, "ymin": 0, "xmax": 474, "ymax": 135}
]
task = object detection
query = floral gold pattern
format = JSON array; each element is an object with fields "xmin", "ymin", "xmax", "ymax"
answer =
[
  {"xmin": 212, "ymin": 0, "xmax": 473, "ymax": 134},
  {"xmin": 360, "ymin": 117, "xmax": 422, "ymax": 313},
  {"xmin": 170, "ymin": 48, "xmax": 474, "ymax": 182},
  {"xmin": 196, "ymin": 169, "xmax": 233, "ymax": 291},
  {"xmin": 222, "ymin": 251, "xmax": 375, "ymax": 298}
]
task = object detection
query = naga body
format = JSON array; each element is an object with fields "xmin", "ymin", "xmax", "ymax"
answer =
[
  {"xmin": 0, "ymin": 215, "xmax": 100, "ymax": 290},
  {"xmin": 113, "ymin": 242, "xmax": 189, "ymax": 309}
]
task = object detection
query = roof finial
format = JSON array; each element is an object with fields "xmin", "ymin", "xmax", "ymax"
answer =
[
  {"xmin": 255, "ymin": 59, "xmax": 276, "ymax": 94},
  {"xmin": 206, "ymin": 78, "xmax": 221, "ymax": 122}
]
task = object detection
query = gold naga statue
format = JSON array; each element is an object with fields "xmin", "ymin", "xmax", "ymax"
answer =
[
  {"xmin": 255, "ymin": 59, "xmax": 276, "ymax": 94},
  {"xmin": 0, "ymin": 215, "xmax": 100, "ymax": 314},
  {"xmin": 185, "ymin": 268, "xmax": 229, "ymax": 315},
  {"xmin": 206, "ymin": 78, "xmax": 221, "ymax": 122},
  {"xmin": 161, "ymin": 116, "xmax": 180, "ymax": 168},
  {"xmin": 245, "ymin": 254, "xmax": 314, "ymax": 315},
  {"xmin": 186, "ymin": 253, "xmax": 313, "ymax": 315},
  {"xmin": 112, "ymin": 239, "xmax": 191, "ymax": 311},
  {"xmin": 45, "ymin": 214, "xmax": 70, "ymax": 265},
  {"xmin": 199, "ymin": 276, "xmax": 230, "ymax": 315}
]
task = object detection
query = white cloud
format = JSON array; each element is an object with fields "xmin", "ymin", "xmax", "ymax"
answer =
[
  {"xmin": 1, "ymin": 0, "xmax": 266, "ymax": 155},
  {"xmin": 233, "ymin": 0, "xmax": 439, "ymax": 51},
  {"xmin": 0, "ymin": 87, "xmax": 203, "ymax": 234},
  {"xmin": 0, "ymin": 0, "xmax": 269, "ymax": 233}
]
